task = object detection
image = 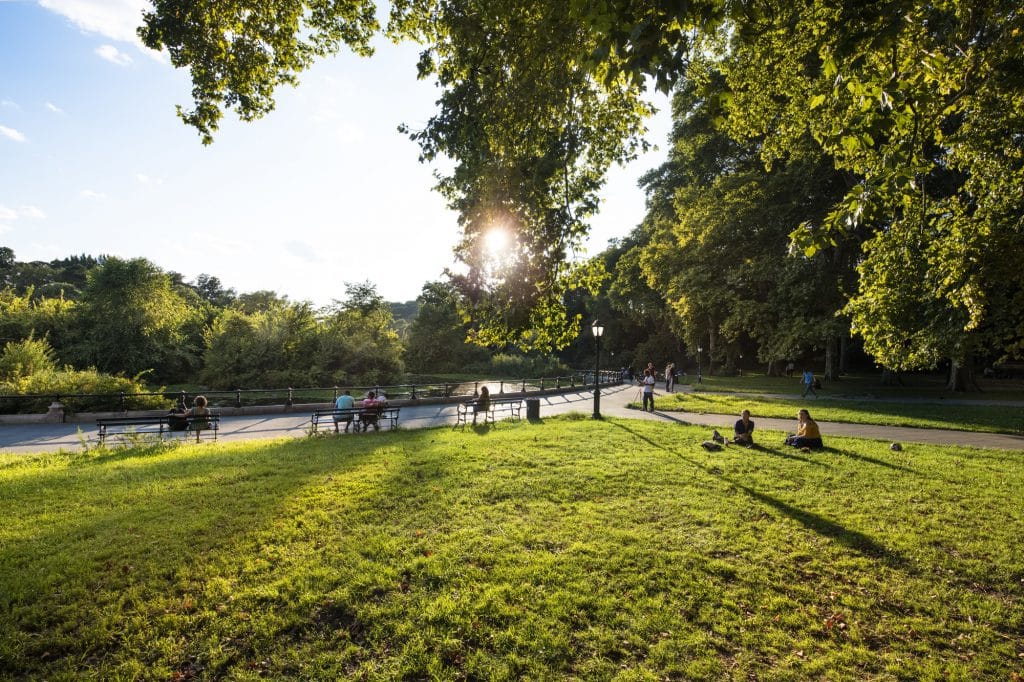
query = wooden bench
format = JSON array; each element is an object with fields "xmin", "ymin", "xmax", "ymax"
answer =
[
  {"xmin": 455, "ymin": 397, "xmax": 523, "ymax": 427},
  {"xmin": 96, "ymin": 414, "xmax": 220, "ymax": 444},
  {"xmin": 310, "ymin": 406, "xmax": 400, "ymax": 433}
]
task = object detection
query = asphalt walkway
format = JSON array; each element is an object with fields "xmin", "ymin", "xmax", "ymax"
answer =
[{"xmin": 2, "ymin": 385, "xmax": 1023, "ymax": 454}]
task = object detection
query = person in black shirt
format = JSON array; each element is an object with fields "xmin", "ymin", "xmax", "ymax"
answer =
[{"xmin": 733, "ymin": 409, "xmax": 755, "ymax": 446}]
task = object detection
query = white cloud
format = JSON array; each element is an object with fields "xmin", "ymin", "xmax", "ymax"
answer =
[
  {"xmin": 285, "ymin": 240, "xmax": 324, "ymax": 264},
  {"xmin": 38, "ymin": 0, "xmax": 148, "ymax": 44},
  {"xmin": 0, "ymin": 224, "xmax": 12, "ymax": 235},
  {"xmin": 0, "ymin": 205, "xmax": 17, "ymax": 222},
  {"xmin": 45, "ymin": 102, "xmax": 64, "ymax": 114},
  {"xmin": 95, "ymin": 44, "xmax": 133, "ymax": 66},
  {"xmin": 80, "ymin": 189, "xmax": 107, "ymax": 199},
  {"xmin": 135, "ymin": 172, "xmax": 163, "ymax": 185},
  {"xmin": 1, "ymin": 99, "xmax": 20, "ymax": 109},
  {"xmin": 0, "ymin": 125, "xmax": 27, "ymax": 143},
  {"xmin": 19, "ymin": 205, "xmax": 47, "ymax": 219},
  {"xmin": 38, "ymin": 0, "xmax": 164, "ymax": 61}
]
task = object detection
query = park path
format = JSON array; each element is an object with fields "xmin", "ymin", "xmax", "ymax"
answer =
[{"xmin": 2, "ymin": 384, "xmax": 1023, "ymax": 454}]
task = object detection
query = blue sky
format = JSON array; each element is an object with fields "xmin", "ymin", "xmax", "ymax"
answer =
[{"xmin": 0, "ymin": 0, "xmax": 671, "ymax": 305}]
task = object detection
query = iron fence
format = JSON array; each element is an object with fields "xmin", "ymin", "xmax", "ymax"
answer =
[{"xmin": 0, "ymin": 371, "xmax": 622, "ymax": 415}]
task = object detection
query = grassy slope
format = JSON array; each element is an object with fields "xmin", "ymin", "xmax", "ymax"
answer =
[
  {"xmin": 645, "ymin": 392, "xmax": 1024, "ymax": 434},
  {"xmin": 1, "ymin": 420, "xmax": 1022, "ymax": 680}
]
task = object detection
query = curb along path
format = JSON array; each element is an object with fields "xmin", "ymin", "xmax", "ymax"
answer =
[{"xmin": 2, "ymin": 385, "xmax": 1023, "ymax": 453}]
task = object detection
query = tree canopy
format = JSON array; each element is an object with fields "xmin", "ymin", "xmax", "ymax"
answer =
[{"xmin": 138, "ymin": 0, "xmax": 1023, "ymax": 372}]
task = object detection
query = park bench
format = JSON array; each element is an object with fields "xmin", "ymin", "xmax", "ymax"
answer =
[
  {"xmin": 310, "ymin": 406, "xmax": 400, "ymax": 433},
  {"xmin": 96, "ymin": 414, "xmax": 220, "ymax": 444},
  {"xmin": 455, "ymin": 397, "xmax": 523, "ymax": 427}
]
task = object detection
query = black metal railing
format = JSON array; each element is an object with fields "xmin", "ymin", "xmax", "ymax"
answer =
[{"xmin": 0, "ymin": 371, "xmax": 623, "ymax": 415}]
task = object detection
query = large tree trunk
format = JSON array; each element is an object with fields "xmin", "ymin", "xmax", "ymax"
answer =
[
  {"xmin": 946, "ymin": 359, "xmax": 981, "ymax": 392},
  {"xmin": 824, "ymin": 335, "xmax": 839, "ymax": 381},
  {"xmin": 839, "ymin": 334, "xmax": 850, "ymax": 374},
  {"xmin": 880, "ymin": 368, "xmax": 904, "ymax": 386},
  {"xmin": 708, "ymin": 321, "xmax": 717, "ymax": 376},
  {"xmin": 723, "ymin": 351, "xmax": 736, "ymax": 376},
  {"xmin": 766, "ymin": 359, "xmax": 780, "ymax": 377}
]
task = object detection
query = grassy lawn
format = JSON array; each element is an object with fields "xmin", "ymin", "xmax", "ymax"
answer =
[
  {"xmin": 676, "ymin": 372, "xmax": 1024, "ymax": 401},
  {"xmin": 645, "ymin": 392, "xmax": 1024, "ymax": 434},
  {"xmin": 1, "ymin": 419, "xmax": 1022, "ymax": 680}
]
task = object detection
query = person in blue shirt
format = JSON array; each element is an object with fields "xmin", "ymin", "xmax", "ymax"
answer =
[
  {"xmin": 333, "ymin": 390, "xmax": 356, "ymax": 433},
  {"xmin": 801, "ymin": 369, "xmax": 817, "ymax": 398}
]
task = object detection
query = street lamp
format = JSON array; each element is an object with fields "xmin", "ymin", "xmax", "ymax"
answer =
[
  {"xmin": 697, "ymin": 345, "xmax": 703, "ymax": 384},
  {"xmin": 592, "ymin": 320, "xmax": 604, "ymax": 418}
]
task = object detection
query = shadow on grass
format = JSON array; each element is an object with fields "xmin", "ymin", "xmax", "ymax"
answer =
[
  {"xmin": 757, "ymin": 444, "xmax": 829, "ymax": 466},
  {"xmin": 831, "ymin": 448, "xmax": 923, "ymax": 476},
  {"xmin": 610, "ymin": 422, "xmax": 907, "ymax": 569}
]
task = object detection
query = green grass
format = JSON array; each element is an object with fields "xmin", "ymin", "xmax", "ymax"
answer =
[
  {"xmin": 2, "ymin": 420, "xmax": 1022, "ymax": 680},
  {"xmin": 644, "ymin": 392, "xmax": 1024, "ymax": 434},
  {"xmin": 677, "ymin": 371, "xmax": 1024, "ymax": 401}
]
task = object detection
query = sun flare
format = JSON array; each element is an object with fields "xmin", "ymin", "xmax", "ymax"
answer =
[{"xmin": 483, "ymin": 228, "xmax": 512, "ymax": 260}]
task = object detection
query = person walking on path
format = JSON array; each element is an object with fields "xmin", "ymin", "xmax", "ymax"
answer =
[
  {"xmin": 801, "ymin": 369, "xmax": 817, "ymax": 398},
  {"xmin": 641, "ymin": 368, "xmax": 656, "ymax": 412},
  {"xmin": 665, "ymin": 362, "xmax": 675, "ymax": 393}
]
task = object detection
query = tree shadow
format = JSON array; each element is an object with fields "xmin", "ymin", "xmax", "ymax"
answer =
[
  {"xmin": 756, "ymin": 444, "xmax": 829, "ymax": 466},
  {"xmin": 830, "ymin": 448, "xmax": 924, "ymax": 476},
  {"xmin": 609, "ymin": 422, "xmax": 907, "ymax": 569}
]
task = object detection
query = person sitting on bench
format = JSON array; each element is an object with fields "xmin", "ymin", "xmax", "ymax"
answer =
[
  {"xmin": 360, "ymin": 391, "xmax": 383, "ymax": 432},
  {"xmin": 333, "ymin": 390, "xmax": 355, "ymax": 433},
  {"xmin": 471, "ymin": 386, "xmax": 490, "ymax": 425}
]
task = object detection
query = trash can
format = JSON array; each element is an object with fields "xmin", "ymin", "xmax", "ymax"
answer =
[{"xmin": 525, "ymin": 398, "xmax": 540, "ymax": 420}]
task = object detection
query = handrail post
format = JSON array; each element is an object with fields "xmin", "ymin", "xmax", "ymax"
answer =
[
  {"xmin": 119, "ymin": 391, "xmax": 126, "ymax": 412},
  {"xmin": 411, "ymin": 384, "xmax": 417, "ymax": 400},
  {"xmin": 540, "ymin": 378, "xmax": 545, "ymax": 391},
  {"xmin": 556, "ymin": 376, "xmax": 561, "ymax": 389},
  {"xmin": 499, "ymin": 380, "xmax": 504, "ymax": 395},
  {"xmin": 474, "ymin": 381, "xmax": 478, "ymax": 397},
  {"xmin": 236, "ymin": 389, "xmax": 242, "ymax": 408},
  {"xmin": 522, "ymin": 378, "xmax": 527, "ymax": 393},
  {"xmin": 333, "ymin": 386, "xmax": 339, "ymax": 401},
  {"xmin": 286, "ymin": 387, "xmax": 293, "ymax": 407},
  {"xmin": 443, "ymin": 382, "xmax": 449, "ymax": 397}
]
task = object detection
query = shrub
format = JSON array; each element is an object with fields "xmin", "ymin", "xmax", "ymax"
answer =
[
  {"xmin": 467, "ymin": 353, "xmax": 570, "ymax": 378},
  {"xmin": 0, "ymin": 336, "xmax": 57, "ymax": 381},
  {"xmin": 0, "ymin": 368, "xmax": 169, "ymax": 414}
]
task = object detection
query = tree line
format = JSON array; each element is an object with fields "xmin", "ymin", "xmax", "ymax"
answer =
[{"xmin": 0, "ymin": 249, "xmax": 577, "ymax": 402}]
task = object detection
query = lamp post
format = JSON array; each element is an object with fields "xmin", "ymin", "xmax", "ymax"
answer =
[
  {"xmin": 592, "ymin": 320, "xmax": 604, "ymax": 418},
  {"xmin": 697, "ymin": 345, "xmax": 703, "ymax": 384}
]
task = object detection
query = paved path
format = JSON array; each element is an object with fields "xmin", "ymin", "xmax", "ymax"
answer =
[{"xmin": 2, "ymin": 385, "xmax": 1023, "ymax": 454}]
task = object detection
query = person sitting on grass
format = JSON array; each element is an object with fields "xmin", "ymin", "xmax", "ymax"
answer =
[
  {"xmin": 471, "ymin": 386, "xmax": 491, "ymax": 425},
  {"xmin": 733, "ymin": 409, "xmax": 755, "ymax": 446},
  {"xmin": 784, "ymin": 409, "xmax": 824, "ymax": 449},
  {"xmin": 187, "ymin": 395, "xmax": 212, "ymax": 443}
]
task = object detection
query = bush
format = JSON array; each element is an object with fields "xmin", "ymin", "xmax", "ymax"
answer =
[
  {"xmin": 466, "ymin": 353, "xmax": 570, "ymax": 378},
  {"xmin": 0, "ymin": 336, "xmax": 57, "ymax": 381},
  {"xmin": 0, "ymin": 368, "xmax": 169, "ymax": 414}
]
